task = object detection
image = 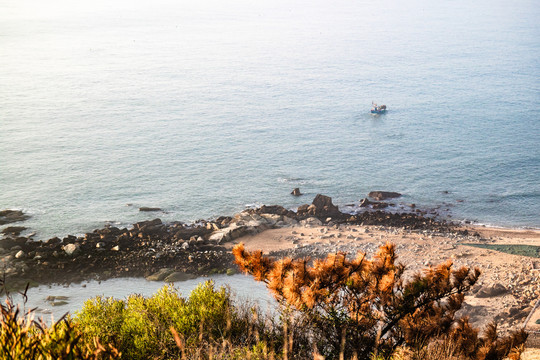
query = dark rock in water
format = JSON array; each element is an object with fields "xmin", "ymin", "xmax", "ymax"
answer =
[
  {"xmin": 139, "ymin": 207, "xmax": 162, "ymax": 212},
  {"xmin": 1, "ymin": 226, "xmax": 26, "ymax": 236},
  {"xmin": 359, "ymin": 198, "xmax": 373, "ymax": 207},
  {"xmin": 368, "ymin": 191, "xmax": 402, "ymax": 201},
  {"xmin": 359, "ymin": 198, "xmax": 389, "ymax": 209},
  {"xmin": 291, "ymin": 188, "xmax": 302, "ymax": 196},
  {"xmin": 0, "ymin": 210, "xmax": 30, "ymax": 225}
]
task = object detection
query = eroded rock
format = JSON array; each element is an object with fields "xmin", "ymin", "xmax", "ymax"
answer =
[{"xmin": 368, "ymin": 191, "xmax": 402, "ymax": 201}]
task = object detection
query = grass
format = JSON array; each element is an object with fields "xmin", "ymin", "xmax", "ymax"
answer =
[{"xmin": 463, "ymin": 243, "xmax": 540, "ymax": 258}]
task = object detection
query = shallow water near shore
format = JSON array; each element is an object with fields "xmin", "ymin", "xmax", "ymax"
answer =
[
  {"xmin": 1, "ymin": 0, "xmax": 539, "ymax": 239},
  {"xmin": 6, "ymin": 274, "xmax": 274, "ymax": 322}
]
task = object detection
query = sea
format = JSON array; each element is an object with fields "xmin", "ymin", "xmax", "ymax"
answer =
[
  {"xmin": 1, "ymin": 0, "xmax": 539, "ymax": 316},
  {"xmin": 2, "ymin": 0, "xmax": 539, "ymax": 240}
]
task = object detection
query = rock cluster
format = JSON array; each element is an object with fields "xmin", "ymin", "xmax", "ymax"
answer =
[{"xmin": 0, "ymin": 195, "xmax": 458, "ymax": 289}]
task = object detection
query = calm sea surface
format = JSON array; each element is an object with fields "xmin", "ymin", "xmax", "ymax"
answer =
[{"xmin": 1, "ymin": 0, "xmax": 539, "ymax": 239}]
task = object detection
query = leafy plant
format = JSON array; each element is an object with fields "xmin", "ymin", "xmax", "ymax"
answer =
[
  {"xmin": 0, "ymin": 281, "xmax": 119, "ymax": 359},
  {"xmin": 74, "ymin": 281, "xmax": 277, "ymax": 359}
]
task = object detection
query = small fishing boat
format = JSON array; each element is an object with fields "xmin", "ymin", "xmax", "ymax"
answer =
[{"xmin": 371, "ymin": 103, "xmax": 387, "ymax": 114}]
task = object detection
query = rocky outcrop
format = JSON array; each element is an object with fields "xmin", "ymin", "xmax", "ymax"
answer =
[
  {"xmin": 291, "ymin": 188, "xmax": 302, "ymax": 196},
  {"xmin": 368, "ymin": 191, "xmax": 402, "ymax": 201},
  {"xmin": 1, "ymin": 226, "xmax": 27, "ymax": 236},
  {"xmin": 296, "ymin": 194, "xmax": 342, "ymax": 219},
  {"xmin": 254, "ymin": 205, "xmax": 296, "ymax": 218},
  {"xmin": 0, "ymin": 210, "xmax": 30, "ymax": 225},
  {"xmin": 2, "ymin": 194, "xmax": 460, "ymax": 290}
]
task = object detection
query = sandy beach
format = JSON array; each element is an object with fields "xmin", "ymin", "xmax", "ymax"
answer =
[{"xmin": 227, "ymin": 224, "xmax": 540, "ymax": 338}]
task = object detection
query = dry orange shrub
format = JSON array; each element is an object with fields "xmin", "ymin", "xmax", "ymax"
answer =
[{"xmin": 233, "ymin": 242, "xmax": 527, "ymax": 359}]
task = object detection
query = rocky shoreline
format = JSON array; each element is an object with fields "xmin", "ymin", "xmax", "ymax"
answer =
[
  {"xmin": 3, "ymin": 194, "xmax": 540, "ymax": 340},
  {"xmin": 0, "ymin": 194, "xmax": 460, "ymax": 290}
]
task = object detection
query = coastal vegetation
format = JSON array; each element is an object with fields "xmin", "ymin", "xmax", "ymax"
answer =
[
  {"xmin": 1, "ymin": 242, "xmax": 529, "ymax": 359},
  {"xmin": 233, "ymin": 242, "xmax": 527, "ymax": 359},
  {"xmin": 464, "ymin": 244, "xmax": 540, "ymax": 258}
]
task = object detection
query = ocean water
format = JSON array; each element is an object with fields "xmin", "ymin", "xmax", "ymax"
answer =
[{"xmin": 1, "ymin": 0, "xmax": 539, "ymax": 239}]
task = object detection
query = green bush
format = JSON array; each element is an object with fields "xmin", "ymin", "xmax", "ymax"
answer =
[
  {"xmin": 73, "ymin": 281, "xmax": 274, "ymax": 359},
  {"xmin": 0, "ymin": 293, "xmax": 119, "ymax": 359},
  {"xmin": 72, "ymin": 295, "xmax": 126, "ymax": 349}
]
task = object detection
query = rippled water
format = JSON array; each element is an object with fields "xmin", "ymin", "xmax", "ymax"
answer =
[{"xmin": 1, "ymin": 0, "xmax": 539, "ymax": 239}]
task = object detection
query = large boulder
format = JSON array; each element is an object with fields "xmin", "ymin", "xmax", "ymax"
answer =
[
  {"xmin": 368, "ymin": 191, "xmax": 402, "ymax": 201},
  {"xmin": 298, "ymin": 194, "xmax": 341, "ymax": 218},
  {"xmin": 63, "ymin": 243, "xmax": 81, "ymax": 256}
]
